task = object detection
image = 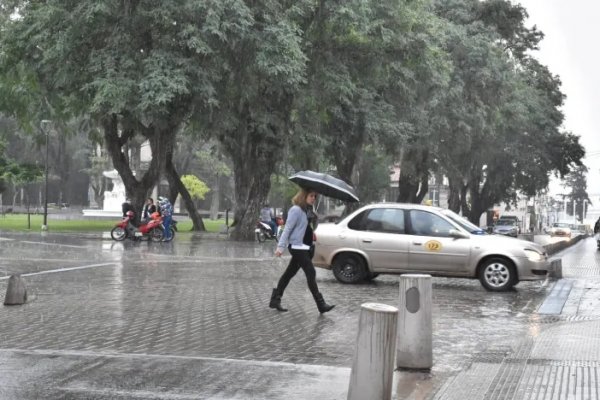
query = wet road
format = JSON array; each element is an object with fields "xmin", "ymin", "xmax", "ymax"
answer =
[{"xmin": 0, "ymin": 231, "xmax": 589, "ymax": 399}]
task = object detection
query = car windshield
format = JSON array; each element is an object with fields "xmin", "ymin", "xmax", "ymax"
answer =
[
  {"xmin": 441, "ymin": 209, "xmax": 486, "ymax": 234},
  {"xmin": 496, "ymin": 220, "xmax": 516, "ymax": 226},
  {"xmin": 553, "ymin": 223, "xmax": 570, "ymax": 228}
]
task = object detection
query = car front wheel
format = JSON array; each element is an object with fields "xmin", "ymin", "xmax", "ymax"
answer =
[
  {"xmin": 478, "ymin": 257, "xmax": 517, "ymax": 291},
  {"xmin": 332, "ymin": 253, "xmax": 367, "ymax": 284}
]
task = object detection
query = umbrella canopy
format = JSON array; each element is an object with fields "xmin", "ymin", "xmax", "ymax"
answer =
[{"xmin": 288, "ymin": 170, "xmax": 360, "ymax": 203}]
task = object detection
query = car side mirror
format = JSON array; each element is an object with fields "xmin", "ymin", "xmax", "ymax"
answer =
[{"xmin": 449, "ymin": 229, "xmax": 470, "ymax": 239}]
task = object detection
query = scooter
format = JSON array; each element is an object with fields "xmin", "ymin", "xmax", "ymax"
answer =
[
  {"xmin": 111, "ymin": 211, "xmax": 164, "ymax": 242},
  {"xmin": 255, "ymin": 217, "xmax": 285, "ymax": 243},
  {"xmin": 142, "ymin": 213, "xmax": 176, "ymax": 241},
  {"xmin": 255, "ymin": 221, "xmax": 277, "ymax": 242}
]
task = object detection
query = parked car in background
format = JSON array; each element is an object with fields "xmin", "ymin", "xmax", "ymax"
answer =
[
  {"xmin": 497, "ymin": 216, "xmax": 521, "ymax": 233},
  {"xmin": 313, "ymin": 203, "xmax": 549, "ymax": 291},
  {"xmin": 492, "ymin": 219, "xmax": 519, "ymax": 237},
  {"xmin": 548, "ymin": 222, "xmax": 572, "ymax": 238}
]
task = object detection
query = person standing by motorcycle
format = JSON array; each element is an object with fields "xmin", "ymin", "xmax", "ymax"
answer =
[
  {"xmin": 158, "ymin": 197, "xmax": 173, "ymax": 241},
  {"xmin": 121, "ymin": 199, "xmax": 138, "ymax": 237},
  {"xmin": 271, "ymin": 188, "xmax": 335, "ymax": 314},
  {"xmin": 260, "ymin": 203, "xmax": 276, "ymax": 238},
  {"xmin": 142, "ymin": 198, "xmax": 157, "ymax": 222},
  {"xmin": 122, "ymin": 199, "xmax": 135, "ymax": 218}
]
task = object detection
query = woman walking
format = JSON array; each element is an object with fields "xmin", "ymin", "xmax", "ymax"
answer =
[{"xmin": 270, "ymin": 188, "xmax": 335, "ymax": 313}]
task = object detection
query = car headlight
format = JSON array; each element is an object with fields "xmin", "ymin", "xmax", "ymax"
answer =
[{"xmin": 524, "ymin": 249, "xmax": 543, "ymax": 262}]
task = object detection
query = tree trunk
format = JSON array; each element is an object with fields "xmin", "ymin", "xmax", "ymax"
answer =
[
  {"xmin": 229, "ymin": 138, "xmax": 275, "ymax": 241},
  {"xmin": 415, "ymin": 174, "xmax": 429, "ymax": 204},
  {"xmin": 459, "ymin": 184, "xmax": 469, "ymax": 216},
  {"xmin": 447, "ymin": 177, "xmax": 461, "ymax": 213},
  {"xmin": 396, "ymin": 146, "xmax": 430, "ymax": 204},
  {"xmin": 102, "ymin": 115, "xmax": 161, "ymax": 222},
  {"xmin": 331, "ymin": 111, "xmax": 365, "ymax": 218},
  {"xmin": 396, "ymin": 170, "xmax": 419, "ymax": 203},
  {"xmin": 209, "ymin": 173, "xmax": 220, "ymax": 220},
  {"xmin": 165, "ymin": 155, "xmax": 205, "ymax": 231},
  {"xmin": 467, "ymin": 189, "xmax": 485, "ymax": 225},
  {"xmin": 219, "ymin": 95, "xmax": 289, "ymax": 241}
]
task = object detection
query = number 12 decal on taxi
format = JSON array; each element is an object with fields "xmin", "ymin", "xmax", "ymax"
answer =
[{"xmin": 424, "ymin": 240, "xmax": 442, "ymax": 251}]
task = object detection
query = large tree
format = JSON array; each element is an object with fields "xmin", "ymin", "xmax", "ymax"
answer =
[
  {"xmin": 564, "ymin": 164, "xmax": 590, "ymax": 222},
  {"xmin": 430, "ymin": 0, "xmax": 584, "ymax": 223},
  {"xmin": 295, "ymin": 0, "xmax": 446, "ymax": 213},
  {"xmin": 0, "ymin": 0, "xmax": 242, "ymax": 227},
  {"xmin": 193, "ymin": 1, "xmax": 312, "ymax": 239}
]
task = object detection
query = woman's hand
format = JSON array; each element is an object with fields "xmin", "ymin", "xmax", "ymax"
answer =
[{"xmin": 275, "ymin": 248, "xmax": 283, "ymax": 257}]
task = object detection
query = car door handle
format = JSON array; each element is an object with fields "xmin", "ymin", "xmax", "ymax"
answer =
[
  {"xmin": 413, "ymin": 242, "xmax": 423, "ymax": 245},
  {"xmin": 362, "ymin": 239, "xmax": 372, "ymax": 243}
]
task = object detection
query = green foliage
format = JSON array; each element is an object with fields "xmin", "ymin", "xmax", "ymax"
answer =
[
  {"xmin": 356, "ymin": 145, "xmax": 393, "ymax": 204},
  {"xmin": 564, "ymin": 164, "xmax": 589, "ymax": 202},
  {"xmin": 195, "ymin": 148, "xmax": 231, "ymax": 178},
  {"xmin": 426, "ymin": 0, "xmax": 584, "ymax": 220},
  {"xmin": 0, "ymin": 0, "xmax": 586, "ymax": 230},
  {"xmin": 0, "ymin": 131, "xmax": 43, "ymax": 193},
  {"xmin": 1, "ymin": 162, "xmax": 43, "ymax": 185},
  {"xmin": 181, "ymin": 174, "xmax": 210, "ymax": 201},
  {"xmin": 0, "ymin": 214, "xmax": 226, "ymax": 233},
  {"xmin": 269, "ymin": 173, "xmax": 298, "ymax": 208}
]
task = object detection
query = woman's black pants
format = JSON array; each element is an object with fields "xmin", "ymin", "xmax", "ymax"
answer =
[{"xmin": 276, "ymin": 247, "xmax": 319, "ymax": 297}]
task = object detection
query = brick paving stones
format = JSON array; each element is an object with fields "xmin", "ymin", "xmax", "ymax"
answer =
[{"xmin": 1, "ymin": 231, "xmax": 597, "ymax": 399}]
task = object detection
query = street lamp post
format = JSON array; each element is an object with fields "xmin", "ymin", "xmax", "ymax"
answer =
[{"xmin": 40, "ymin": 120, "xmax": 51, "ymax": 231}]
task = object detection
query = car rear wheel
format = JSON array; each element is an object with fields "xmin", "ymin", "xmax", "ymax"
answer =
[
  {"xmin": 332, "ymin": 254, "xmax": 367, "ymax": 284},
  {"xmin": 478, "ymin": 257, "xmax": 517, "ymax": 291}
]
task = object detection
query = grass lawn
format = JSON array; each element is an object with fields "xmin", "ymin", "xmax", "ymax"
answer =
[{"xmin": 0, "ymin": 214, "xmax": 226, "ymax": 233}]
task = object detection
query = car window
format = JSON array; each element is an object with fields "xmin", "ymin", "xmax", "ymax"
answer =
[
  {"xmin": 349, "ymin": 208, "xmax": 405, "ymax": 233},
  {"xmin": 347, "ymin": 210, "xmax": 369, "ymax": 230},
  {"xmin": 442, "ymin": 209, "xmax": 485, "ymax": 234},
  {"xmin": 409, "ymin": 210, "xmax": 454, "ymax": 237}
]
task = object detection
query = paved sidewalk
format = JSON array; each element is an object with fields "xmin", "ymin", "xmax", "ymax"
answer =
[
  {"xmin": 433, "ymin": 237, "xmax": 600, "ymax": 400},
  {"xmin": 0, "ymin": 232, "xmax": 597, "ymax": 399}
]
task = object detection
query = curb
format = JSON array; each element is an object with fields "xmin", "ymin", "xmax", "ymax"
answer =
[{"xmin": 543, "ymin": 234, "xmax": 588, "ymax": 256}]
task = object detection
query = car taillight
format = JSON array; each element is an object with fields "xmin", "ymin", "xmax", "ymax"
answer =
[{"xmin": 313, "ymin": 233, "xmax": 317, "ymax": 242}]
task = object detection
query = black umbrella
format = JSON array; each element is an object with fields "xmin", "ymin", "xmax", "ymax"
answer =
[{"xmin": 288, "ymin": 170, "xmax": 360, "ymax": 203}]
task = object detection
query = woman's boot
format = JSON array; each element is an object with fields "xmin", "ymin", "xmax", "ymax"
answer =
[
  {"xmin": 269, "ymin": 289, "xmax": 288, "ymax": 312},
  {"xmin": 314, "ymin": 292, "xmax": 335, "ymax": 313}
]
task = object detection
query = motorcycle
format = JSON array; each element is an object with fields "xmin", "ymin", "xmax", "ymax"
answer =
[
  {"xmin": 255, "ymin": 221, "xmax": 277, "ymax": 242},
  {"xmin": 142, "ymin": 213, "xmax": 176, "ymax": 241},
  {"xmin": 111, "ymin": 211, "xmax": 164, "ymax": 242},
  {"xmin": 255, "ymin": 216, "xmax": 285, "ymax": 243}
]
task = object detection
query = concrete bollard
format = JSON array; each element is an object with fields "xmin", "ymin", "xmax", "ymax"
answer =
[
  {"xmin": 347, "ymin": 303, "xmax": 398, "ymax": 400},
  {"xmin": 397, "ymin": 274, "xmax": 432, "ymax": 370},
  {"xmin": 4, "ymin": 274, "xmax": 27, "ymax": 305},
  {"xmin": 549, "ymin": 259, "xmax": 563, "ymax": 279}
]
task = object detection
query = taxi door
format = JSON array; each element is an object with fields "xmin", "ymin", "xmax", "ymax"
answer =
[
  {"xmin": 355, "ymin": 208, "xmax": 409, "ymax": 271},
  {"xmin": 407, "ymin": 210, "xmax": 471, "ymax": 272}
]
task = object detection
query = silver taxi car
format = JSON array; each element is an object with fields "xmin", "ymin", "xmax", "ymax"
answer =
[{"xmin": 313, "ymin": 203, "xmax": 549, "ymax": 291}]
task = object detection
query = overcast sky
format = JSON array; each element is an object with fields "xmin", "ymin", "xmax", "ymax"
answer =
[{"xmin": 516, "ymin": 0, "xmax": 600, "ymax": 202}]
